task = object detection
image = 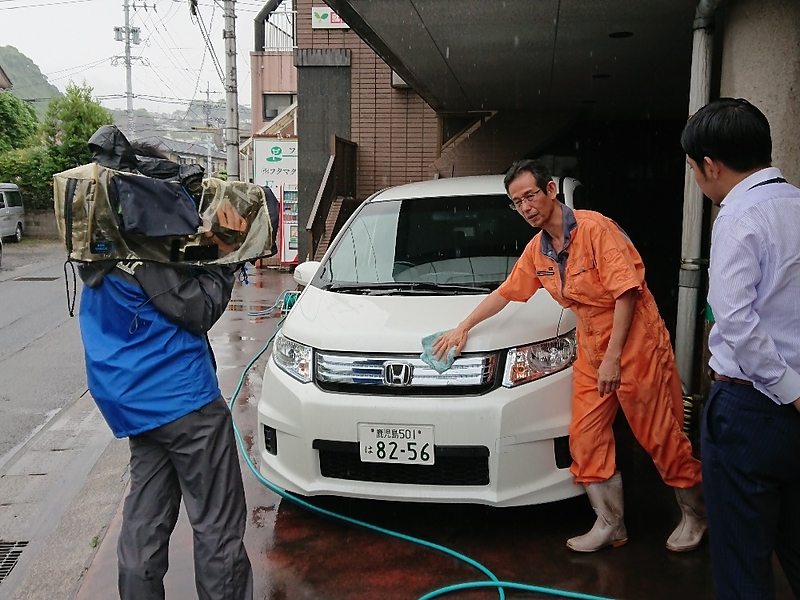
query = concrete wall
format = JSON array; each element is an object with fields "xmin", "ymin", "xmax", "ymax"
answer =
[
  {"xmin": 295, "ymin": 49, "xmax": 351, "ymax": 264},
  {"xmin": 24, "ymin": 209, "xmax": 59, "ymax": 240},
  {"xmin": 720, "ymin": 0, "xmax": 800, "ymax": 184},
  {"xmin": 434, "ymin": 110, "xmax": 577, "ymax": 178}
]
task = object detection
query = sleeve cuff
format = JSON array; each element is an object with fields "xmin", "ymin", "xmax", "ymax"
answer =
[{"xmin": 767, "ymin": 367, "xmax": 800, "ymax": 405}]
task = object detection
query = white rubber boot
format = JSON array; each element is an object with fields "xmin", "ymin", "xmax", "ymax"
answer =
[
  {"xmin": 566, "ymin": 472, "xmax": 628, "ymax": 552},
  {"xmin": 666, "ymin": 483, "xmax": 707, "ymax": 552}
]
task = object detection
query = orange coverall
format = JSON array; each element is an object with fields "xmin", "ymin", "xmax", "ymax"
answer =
[{"xmin": 498, "ymin": 207, "xmax": 701, "ymax": 487}]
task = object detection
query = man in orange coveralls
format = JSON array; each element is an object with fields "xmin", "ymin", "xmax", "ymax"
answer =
[{"xmin": 433, "ymin": 159, "xmax": 705, "ymax": 553}]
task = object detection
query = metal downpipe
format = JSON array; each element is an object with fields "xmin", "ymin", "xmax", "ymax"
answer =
[{"xmin": 674, "ymin": 0, "xmax": 724, "ymax": 393}]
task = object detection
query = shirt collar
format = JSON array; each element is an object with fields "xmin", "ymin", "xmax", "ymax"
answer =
[
  {"xmin": 540, "ymin": 203, "xmax": 578, "ymax": 256},
  {"xmin": 720, "ymin": 166, "xmax": 783, "ymax": 208}
]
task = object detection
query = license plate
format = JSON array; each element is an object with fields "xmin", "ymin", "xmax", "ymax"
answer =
[{"xmin": 358, "ymin": 424, "xmax": 435, "ymax": 465}]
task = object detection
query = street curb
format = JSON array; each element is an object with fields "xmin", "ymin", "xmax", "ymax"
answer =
[{"xmin": 0, "ymin": 392, "xmax": 130, "ymax": 600}]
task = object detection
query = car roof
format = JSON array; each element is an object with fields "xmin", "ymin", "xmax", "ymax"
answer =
[
  {"xmin": 368, "ymin": 175, "xmax": 507, "ymax": 202},
  {"xmin": 366, "ymin": 174, "xmax": 581, "ymax": 209}
]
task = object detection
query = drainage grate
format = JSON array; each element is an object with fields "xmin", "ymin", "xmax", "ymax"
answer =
[
  {"xmin": 0, "ymin": 541, "xmax": 29, "ymax": 583},
  {"xmin": 14, "ymin": 277, "xmax": 59, "ymax": 282}
]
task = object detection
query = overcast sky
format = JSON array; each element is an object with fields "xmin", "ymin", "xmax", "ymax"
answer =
[{"xmin": 0, "ymin": 0, "xmax": 267, "ymax": 113}]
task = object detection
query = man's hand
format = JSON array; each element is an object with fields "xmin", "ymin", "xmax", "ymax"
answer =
[
  {"xmin": 432, "ymin": 327, "xmax": 468, "ymax": 361},
  {"xmin": 793, "ymin": 396, "xmax": 800, "ymax": 413},
  {"xmin": 597, "ymin": 355, "xmax": 621, "ymax": 397},
  {"xmin": 217, "ymin": 203, "xmax": 247, "ymax": 232},
  {"xmin": 429, "ymin": 290, "xmax": 511, "ymax": 362}
]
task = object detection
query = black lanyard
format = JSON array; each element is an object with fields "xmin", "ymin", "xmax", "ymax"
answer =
[{"xmin": 748, "ymin": 177, "xmax": 787, "ymax": 191}]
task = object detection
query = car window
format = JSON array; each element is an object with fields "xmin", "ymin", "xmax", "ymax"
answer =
[
  {"xmin": 324, "ymin": 194, "xmax": 536, "ymax": 289},
  {"xmin": 0, "ymin": 193, "xmax": 5, "ymax": 209},
  {"xmin": 7, "ymin": 191, "xmax": 23, "ymax": 208}
]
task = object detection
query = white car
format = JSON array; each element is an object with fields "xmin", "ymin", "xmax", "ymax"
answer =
[
  {"xmin": 258, "ymin": 174, "xmax": 583, "ymax": 506},
  {"xmin": 0, "ymin": 183, "xmax": 25, "ymax": 242}
]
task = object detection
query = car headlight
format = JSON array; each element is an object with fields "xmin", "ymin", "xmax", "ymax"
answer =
[
  {"xmin": 502, "ymin": 329, "xmax": 577, "ymax": 388},
  {"xmin": 273, "ymin": 332, "xmax": 313, "ymax": 383}
]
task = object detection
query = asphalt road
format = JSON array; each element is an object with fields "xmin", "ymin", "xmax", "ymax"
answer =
[{"xmin": 0, "ymin": 239, "xmax": 87, "ymax": 466}]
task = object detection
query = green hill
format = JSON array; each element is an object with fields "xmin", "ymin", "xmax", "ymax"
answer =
[{"xmin": 0, "ymin": 45, "xmax": 61, "ymax": 119}]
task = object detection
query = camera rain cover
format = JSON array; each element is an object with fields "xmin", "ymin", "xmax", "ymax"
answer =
[
  {"xmin": 109, "ymin": 173, "xmax": 201, "ymax": 237},
  {"xmin": 53, "ymin": 163, "xmax": 277, "ymax": 266}
]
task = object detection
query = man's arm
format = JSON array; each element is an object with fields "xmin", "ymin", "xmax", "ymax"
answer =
[
  {"xmin": 597, "ymin": 287, "xmax": 637, "ymax": 397},
  {"xmin": 432, "ymin": 290, "xmax": 510, "ymax": 360},
  {"xmin": 134, "ymin": 262, "xmax": 238, "ymax": 336}
]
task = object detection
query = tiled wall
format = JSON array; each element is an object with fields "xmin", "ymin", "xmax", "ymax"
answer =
[{"xmin": 296, "ymin": 0, "xmax": 440, "ymax": 199}]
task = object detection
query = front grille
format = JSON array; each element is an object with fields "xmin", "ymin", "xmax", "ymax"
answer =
[
  {"xmin": 315, "ymin": 352, "xmax": 498, "ymax": 396},
  {"xmin": 313, "ymin": 440, "xmax": 489, "ymax": 486}
]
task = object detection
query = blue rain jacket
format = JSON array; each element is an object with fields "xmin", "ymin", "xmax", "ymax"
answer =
[{"xmin": 78, "ymin": 262, "xmax": 235, "ymax": 437}]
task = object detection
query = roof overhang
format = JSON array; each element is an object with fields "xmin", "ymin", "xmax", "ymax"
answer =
[{"xmin": 324, "ymin": 0, "xmax": 701, "ymax": 120}]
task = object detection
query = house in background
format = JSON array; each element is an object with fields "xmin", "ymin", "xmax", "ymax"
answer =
[
  {"xmin": 0, "ymin": 62, "xmax": 12, "ymax": 89},
  {"xmin": 134, "ymin": 135, "xmax": 227, "ymax": 178},
  {"xmin": 243, "ymin": 1, "xmax": 299, "ymax": 184},
  {"xmin": 251, "ymin": 1, "xmax": 298, "ymax": 136}
]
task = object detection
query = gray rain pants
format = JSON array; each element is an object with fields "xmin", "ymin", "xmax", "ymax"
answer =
[{"xmin": 117, "ymin": 396, "xmax": 253, "ymax": 600}]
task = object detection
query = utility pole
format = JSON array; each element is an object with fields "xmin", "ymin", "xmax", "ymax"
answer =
[
  {"xmin": 223, "ymin": 0, "xmax": 240, "ymax": 181},
  {"xmin": 124, "ymin": 0, "xmax": 133, "ymax": 136},
  {"xmin": 113, "ymin": 0, "xmax": 143, "ymax": 138},
  {"xmin": 205, "ymin": 84, "xmax": 212, "ymax": 176},
  {"xmin": 191, "ymin": 84, "xmax": 217, "ymax": 178}
]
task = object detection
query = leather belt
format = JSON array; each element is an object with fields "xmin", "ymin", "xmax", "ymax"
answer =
[{"xmin": 709, "ymin": 369, "xmax": 753, "ymax": 387}]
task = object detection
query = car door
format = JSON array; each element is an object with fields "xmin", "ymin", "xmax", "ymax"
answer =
[{"xmin": 0, "ymin": 191, "xmax": 10, "ymax": 238}]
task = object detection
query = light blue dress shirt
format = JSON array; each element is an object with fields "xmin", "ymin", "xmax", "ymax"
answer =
[{"xmin": 708, "ymin": 167, "xmax": 800, "ymax": 405}]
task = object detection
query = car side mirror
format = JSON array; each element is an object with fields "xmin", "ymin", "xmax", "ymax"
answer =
[{"xmin": 293, "ymin": 260, "xmax": 321, "ymax": 287}]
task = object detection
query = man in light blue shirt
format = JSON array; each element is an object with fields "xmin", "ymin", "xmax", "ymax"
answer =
[{"xmin": 682, "ymin": 97, "xmax": 800, "ymax": 600}]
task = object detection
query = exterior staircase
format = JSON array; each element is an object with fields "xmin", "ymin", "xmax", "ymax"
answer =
[{"xmin": 313, "ymin": 196, "xmax": 343, "ymax": 261}]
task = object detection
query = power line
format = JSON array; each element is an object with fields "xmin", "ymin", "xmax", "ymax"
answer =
[
  {"xmin": 138, "ymin": 1, "xmax": 201, "ymax": 92},
  {"xmin": 184, "ymin": 43, "xmax": 209, "ymax": 120},
  {"xmin": 47, "ymin": 56, "xmax": 115, "ymax": 82},
  {"xmin": 191, "ymin": 2, "xmax": 224, "ymax": 84},
  {"xmin": 0, "ymin": 0, "xmax": 96, "ymax": 9},
  {"xmin": 45, "ymin": 56, "xmax": 113, "ymax": 76}
]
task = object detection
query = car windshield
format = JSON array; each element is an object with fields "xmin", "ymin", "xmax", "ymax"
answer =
[{"xmin": 319, "ymin": 193, "xmax": 536, "ymax": 293}]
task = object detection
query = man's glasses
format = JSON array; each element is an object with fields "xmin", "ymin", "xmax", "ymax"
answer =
[{"xmin": 509, "ymin": 188, "xmax": 543, "ymax": 210}]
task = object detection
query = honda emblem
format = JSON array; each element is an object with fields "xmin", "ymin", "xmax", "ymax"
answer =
[{"xmin": 383, "ymin": 362, "xmax": 413, "ymax": 386}]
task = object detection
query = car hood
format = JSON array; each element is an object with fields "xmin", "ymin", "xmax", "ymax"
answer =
[{"xmin": 280, "ymin": 285, "xmax": 575, "ymax": 354}]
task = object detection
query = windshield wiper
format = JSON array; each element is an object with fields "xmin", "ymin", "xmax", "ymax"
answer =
[{"xmin": 324, "ymin": 282, "xmax": 491, "ymax": 295}]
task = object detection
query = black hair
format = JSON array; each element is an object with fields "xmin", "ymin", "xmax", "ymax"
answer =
[
  {"xmin": 503, "ymin": 159, "xmax": 553, "ymax": 194},
  {"xmin": 681, "ymin": 98, "xmax": 772, "ymax": 174}
]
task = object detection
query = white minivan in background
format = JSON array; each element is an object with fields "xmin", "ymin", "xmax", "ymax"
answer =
[
  {"xmin": 258, "ymin": 174, "xmax": 585, "ymax": 507},
  {"xmin": 0, "ymin": 183, "xmax": 25, "ymax": 242}
]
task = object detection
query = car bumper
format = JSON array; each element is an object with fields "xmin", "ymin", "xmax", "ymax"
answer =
[{"xmin": 257, "ymin": 358, "xmax": 582, "ymax": 507}]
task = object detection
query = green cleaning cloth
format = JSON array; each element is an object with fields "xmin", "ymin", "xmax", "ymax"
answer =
[{"xmin": 420, "ymin": 330, "xmax": 456, "ymax": 374}]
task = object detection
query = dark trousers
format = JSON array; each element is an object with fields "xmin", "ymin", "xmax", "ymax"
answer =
[
  {"xmin": 702, "ymin": 381, "xmax": 800, "ymax": 600},
  {"xmin": 117, "ymin": 396, "xmax": 253, "ymax": 600}
]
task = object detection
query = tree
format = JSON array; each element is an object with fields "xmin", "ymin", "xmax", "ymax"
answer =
[
  {"xmin": 0, "ymin": 145, "xmax": 55, "ymax": 209},
  {"xmin": 0, "ymin": 91, "xmax": 38, "ymax": 153},
  {"xmin": 42, "ymin": 82, "xmax": 112, "ymax": 173}
]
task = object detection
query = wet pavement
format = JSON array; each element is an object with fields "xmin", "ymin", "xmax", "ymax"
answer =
[{"xmin": 74, "ymin": 266, "xmax": 794, "ymax": 600}]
